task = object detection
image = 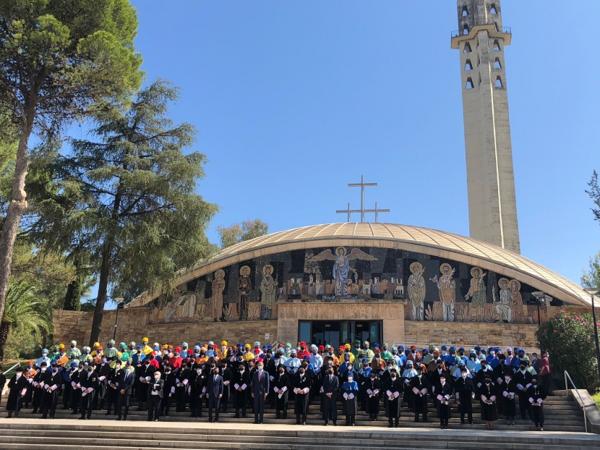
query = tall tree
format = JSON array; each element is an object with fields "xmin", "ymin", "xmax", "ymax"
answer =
[
  {"xmin": 0, "ymin": 0, "xmax": 142, "ymax": 337},
  {"xmin": 45, "ymin": 81, "xmax": 215, "ymax": 345},
  {"xmin": 218, "ymin": 219, "xmax": 269, "ymax": 248},
  {"xmin": 585, "ymin": 171, "xmax": 600, "ymax": 290}
]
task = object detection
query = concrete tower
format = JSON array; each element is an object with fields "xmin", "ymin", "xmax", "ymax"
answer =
[{"xmin": 451, "ymin": 0, "xmax": 520, "ymax": 253}]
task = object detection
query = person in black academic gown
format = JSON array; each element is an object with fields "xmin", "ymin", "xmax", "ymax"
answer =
[
  {"xmin": 292, "ymin": 367, "xmax": 311, "ymax": 425},
  {"xmin": 409, "ymin": 366, "xmax": 429, "ymax": 422},
  {"xmin": 232, "ymin": 364, "xmax": 250, "ymax": 418},
  {"xmin": 41, "ymin": 364, "xmax": 63, "ymax": 419},
  {"xmin": 365, "ymin": 372, "xmax": 381, "ymax": 421},
  {"xmin": 7, "ymin": 367, "xmax": 29, "ymax": 418},
  {"xmin": 454, "ymin": 367, "xmax": 474, "ymax": 424},
  {"xmin": 527, "ymin": 377, "xmax": 546, "ymax": 431},
  {"xmin": 273, "ymin": 365, "xmax": 290, "ymax": 419},
  {"xmin": 479, "ymin": 376, "xmax": 498, "ymax": 430},
  {"xmin": 499, "ymin": 373, "xmax": 517, "ymax": 424},
  {"xmin": 385, "ymin": 368, "xmax": 402, "ymax": 428},
  {"xmin": 434, "ymin": 374, "xmax": 453, "ymax": 429},
  {"xmin": 320, "ymin": 367, "xmax": 338, "ymax": 425}
]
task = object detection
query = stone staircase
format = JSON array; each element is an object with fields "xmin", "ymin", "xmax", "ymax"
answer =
[
  {"xmin": 0, "ymin": 419, "xmax": 598, "ymax": 450},
  {"xmin": 0, "ymin": 390, "xmax": 587, "ymax": 432}
]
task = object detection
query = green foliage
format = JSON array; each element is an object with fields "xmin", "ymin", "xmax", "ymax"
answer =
[
  {"xmin": 582, "ymin": 252, "xmax": 600, "ymax": 291},
  {"xmin": 1, "ymin": 280, "xmax": 52, "ymax": 360},
  {"xmin": 218, "ymin": 219, "xmax": 269, "ymax": 248},
  {"xmin": 0, "ymin": 0, "xmax": 142, "ymax": 129},
  {"xmin": 537, "ymin": 312, "xmax": 599, "ymax": 390},
  {"xmin": 588, "ymin": 171, "xmax": 600, "ymax": 223}
]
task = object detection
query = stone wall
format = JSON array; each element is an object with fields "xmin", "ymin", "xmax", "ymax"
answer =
[
  {"xmin": 52, "ymin": 309, "xmax": 278, "ymax": 346},
  {"xmin": 404, "ymin": 321, "xmax": 540, "ymax": 353}
]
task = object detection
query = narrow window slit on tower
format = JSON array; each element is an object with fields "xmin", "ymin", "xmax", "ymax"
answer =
[
  {"xmin": 464, "ymin": 42, "xmax": 472, "ymax": 53},
  {"xmin": 493, "ymin": 40, "xmax": 501, "ymax": 51},
  {"xmin": 465, "ymin": 59, "xmax": 473, "ymax": 71},
  {"xmin": 494, "ymin": 58, "xmax": 502, "ymax": 70},
  {"xmin": 465, "ymin": 78, "xmax": 475, "ymax": 90},
  {"xmin": 462, "ymin": 6, "xmax": 469, "ymax": 17},
  {"xmin": 490, "ymin": 4, "xmax": 498, "ymax": 15},
  {"xmin": 495, "ymin": 76, "xmax": 503, "ymax": 89},
  {"xmin": 463, "ymin": 24, "xmax": 469, "ymax": 35}
]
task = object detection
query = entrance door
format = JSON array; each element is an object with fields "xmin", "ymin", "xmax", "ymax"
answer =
[{"xmin": 298, "ymin": 320, "xmax": 382, "ymax": 347}]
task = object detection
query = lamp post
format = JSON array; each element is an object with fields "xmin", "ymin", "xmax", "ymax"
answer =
[
  {"xmin": 112, "ymin": 297, "xmax": 124, "ymax": 341},
  {"xmin": 532, "ymin": 292, "xmax": 546, "ymax": 325},
  {"xmin": 585, "ymin": 289, "xmax": 600, "ymax": 385}
]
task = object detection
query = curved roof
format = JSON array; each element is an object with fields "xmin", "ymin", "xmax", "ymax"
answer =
[{"xmin": 128, "ymin": 223, "xmax": 593, "ymax": 308}]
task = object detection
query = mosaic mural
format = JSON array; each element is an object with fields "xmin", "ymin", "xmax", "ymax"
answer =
[{"xmin": 148, "ymin": 247, "xmax": 562, "ymax": 325}]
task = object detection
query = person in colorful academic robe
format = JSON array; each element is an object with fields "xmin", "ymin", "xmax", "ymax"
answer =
[
  {"xmin": 385, "ymin": 368, "xmax": 402, "ymax": 428},
  {"xmin": 435, "ymin": 374, "xmax": 453, "ymax": 429},
  {"xmin": 220, "ymin": 360, "xmax": 232, "ymax": 413},
  {"xmin": 273, "ymin": 365, "xmax": 290, "ymax": 419},
  {"xmin": 341, "ymin": 375, "xmax": 359, "ymax": 426},
  {"xmin": 454, "ymin": 367, "xmax": 474, "ymax": 424},
  {"xmin": 320, "ymin": 367, "xmax": 338, "ymax": 425},
  {"xmin": 6, "ymin": 367, "xmax": 28, "ymax": 418},
  {"xmin": 251, "ymin": 361, "xmax": 269, "ymax": 424},
  {"xmin": 527, "ymin": 377, "xmax": 546, "ymax": 431},
  {"xmin": 479, "ymin": 377, "xmax": 498, "ymax": 429},
  {"xmin": 292, "ymin": 367, "xmax": 311, "ymax": 425},
  {"xmin": 365, "ymin": 372, "xmax": 381, "ymax": 421},
  {"xmin": 207, "ymin": 368, "xmax": 224, "ymax": 422}
]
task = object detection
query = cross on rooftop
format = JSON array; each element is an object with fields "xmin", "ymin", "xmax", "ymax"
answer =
[{"xmin": 336, "ymin": 176, "xmax": 390, "ymax": 223}]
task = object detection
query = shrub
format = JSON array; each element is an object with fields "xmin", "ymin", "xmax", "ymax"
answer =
[{"xmin": 537, "ymin": 312, "xmax": 599, "ymax": 390}]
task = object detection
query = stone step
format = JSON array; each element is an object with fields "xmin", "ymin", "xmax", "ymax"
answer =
[{"xmin": 0, "ymin": 422, "xmax": 598, "ymax": 450}]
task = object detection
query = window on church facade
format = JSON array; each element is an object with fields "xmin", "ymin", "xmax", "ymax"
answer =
[
  {"xmin": 495, "ymin": 76, "xmax": 503, "ymax": 89},
  {"xmin": 465, "ymin": 59, "xmax": 473, "ymax": 71},
  {"xmin": 494, "ymin": 58, "xmax": 502, "ymax": 70},
  {"xmin": 464, "ymin": 42, "xmax": 472, "ymax": 53},
  {"xmin": 466, "ymin": 78, "xmax": 475, "ymax": 89}
]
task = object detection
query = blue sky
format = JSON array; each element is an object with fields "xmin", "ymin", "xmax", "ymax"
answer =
[{"xmin": 118, "ymin": 0, "xmax": 600, "ymax": 286}]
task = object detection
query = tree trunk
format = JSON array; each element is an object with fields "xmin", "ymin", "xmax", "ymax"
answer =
[
  {"xmin": 0, "ymin": 100, "xmax": 35, "ymax": 335},
  {"xmin": 89, "ymin": 238, "xmax": 113, "ymax": 346},
  {"xmin": 89, "ymin": 190, "xmax": 122, "ymax": 346},
  {"xmin": 0, "ymin": 321, "xmax": 10, "ymax": 361}
]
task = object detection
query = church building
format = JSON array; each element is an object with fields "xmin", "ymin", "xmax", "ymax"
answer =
[{"xmin": 52, "ymin": 1, "xmax": 595, "ymax": 352}]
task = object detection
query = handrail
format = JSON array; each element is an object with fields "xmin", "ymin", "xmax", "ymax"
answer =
[
  {"xmin": 564, "ymin": 370, "xmax": 588, "ymax": 433},
  {"xmin": 2, "ymin": 362, "xmax": 19, "ymax": 375}
]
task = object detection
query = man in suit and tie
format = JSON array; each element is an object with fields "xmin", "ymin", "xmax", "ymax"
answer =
[
  {"xmin": 251, "ymin": 360, "xmax": 270, "ymax": 424},
  {"xmin": 116, "ymin": 362, "xmax": 135, "ymax": 420},
  {"xmin": 321, "ymin": 367, "xmax": 339, "ymax": 425},
  {"xmin": 207, "ymin": 367, "xmax": 224, "ymax": 422}
]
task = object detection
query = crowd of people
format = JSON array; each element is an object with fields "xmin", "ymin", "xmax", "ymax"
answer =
[{"xmin": 1, "ymin": 338, "xmax": 552, "ymax": 430}]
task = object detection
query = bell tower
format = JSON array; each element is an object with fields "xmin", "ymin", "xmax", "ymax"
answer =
[{"xmin": 452, "ymin": 0, "xmax": 520, "ymax": 253}]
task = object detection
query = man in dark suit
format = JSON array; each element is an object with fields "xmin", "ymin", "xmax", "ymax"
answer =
[
  {"xmin": 251, "ymin": 361, "xmax": 270, "ymax": 424},
  {"xmin": 320, "ymin": 367, "xmax": 339, "ymax": 425},
  {"xmin": 147, "ymin": 371, "xmax": 164, "ymax": 422},
  {"xmin": 207, "ymin": 367, "xmax": 224, "ymax": 422},
  {"xmin": 116, "ymin": 362, "xmax": 135, "ymax": 420}
]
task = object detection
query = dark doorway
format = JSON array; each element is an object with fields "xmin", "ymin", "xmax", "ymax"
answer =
[{"xmin": 298, "ymin": 320, "xmax": 382, "ymax": 348}]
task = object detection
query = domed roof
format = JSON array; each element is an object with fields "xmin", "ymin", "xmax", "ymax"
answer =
[{"xmin": 128, "ymin": 222, "xmax": 593, "ymax": 308}]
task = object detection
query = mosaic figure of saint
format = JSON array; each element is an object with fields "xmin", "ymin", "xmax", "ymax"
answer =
[
  {"xmin": 465, "ymin": 267, "xmax": 487, "ymax": 306},
  {"xmin": 238, "ymin": 265, "xmax": 252, "ymax": 320},
  {"xmin": 408, "ymin": 262, "xmax": 426, "ymax": 320},
  {"xmin": 260, "ymin": 264, "xmax": 277, "ymax": 319},
  {"xmin": 308, "ymin": 247, "xmax": 377, "ymax": 298},
  {"xmin": 211, "ymin": 269, "xmax": 226, "ymax": 321},
  {"xmin": 430, "ymin": 263, "xmax": 456, "ymax": 321},
  {"xmin": 496, "ymin": 277, "xmax": 512, "ymax": 322},
  {"xmin": 510, "ymin": 279, "xmax": 523, "ymax": 306}
]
